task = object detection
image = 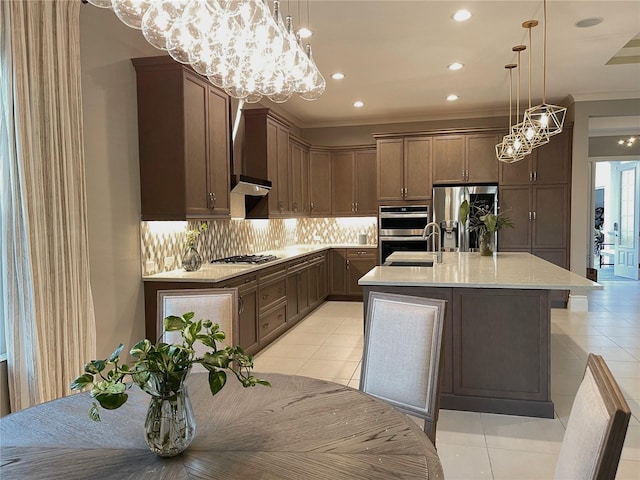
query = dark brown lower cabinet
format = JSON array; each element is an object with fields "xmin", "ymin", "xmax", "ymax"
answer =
[
  {"xmin": 308, "ymin": 252, "xmax": 328, "ymax": 306},
  {"xmin": 329, "ymin": 248, "xmax": 377, "ymax": 300},
  {"xmin": 363, "ymin": 285, "xmax": 553, "ymax": 418},
  {"xmin": 286, "ymin": 258, "xmax": 310, "ymax": 326},
  {"xmin": 221, "ymin": 274, "xmax": 258, "ymax": 355}
]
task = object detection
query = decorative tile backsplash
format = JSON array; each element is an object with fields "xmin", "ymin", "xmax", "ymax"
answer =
[{"xmin": 141, "ymin": 217, "xmax": 377, "ymax": 274}]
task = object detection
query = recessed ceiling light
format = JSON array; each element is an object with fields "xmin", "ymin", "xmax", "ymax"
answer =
[
  {"xmin": 452, "ymin": 9, "xmax": 472, "ymax": 22},
  {"xmin": 353, "ymin": 101, "xmax": 364, "ymax": 108},
  {"xmin": 575, "ymin": 17, "xmax": 604, "ymax": 28},
  {"xmin": 331, "ymin": 72, "xmax": 345, "ymax": 80},
  {"xmin": 298, "ymin": 27, "xmax": 312, "ymax": 38},
  {"xmin": 447, "ymin": 62, "xmax": 464, "ymax": 71},
  {"xmin": 446, "ymin": 94, "xmax": 459, "ymax": 101}
]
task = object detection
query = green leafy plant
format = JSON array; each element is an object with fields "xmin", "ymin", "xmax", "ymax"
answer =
[
  {"xmin": 70, "ymin": 312, "xmax": 270, "ymax": 421},
  {"xmin": 467, "ymin": 204, "xmax": 515, "ymax": 240},
  {"xmin": 185, "ymin": 222, "xmax": 207, "ymax": 247}
]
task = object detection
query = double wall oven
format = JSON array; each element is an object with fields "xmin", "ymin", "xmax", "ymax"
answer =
[{"xmin": 378, "ymin": 205, "xmax": 431, "ymax": 264}]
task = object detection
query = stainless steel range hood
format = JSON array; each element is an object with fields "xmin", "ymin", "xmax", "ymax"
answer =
[{"xmin": 230, "ymin": 174, "xmax": 271, "ymax": 196}]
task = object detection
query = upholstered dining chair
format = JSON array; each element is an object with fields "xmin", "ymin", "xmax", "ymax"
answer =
[
  {"xmin": 157, "ymin": 288, "xmax": 239, "ymax": 373},
  {"xmin": 359, "ymin": 291, "xmax": 447, "ymax": 445},
  {"xmin": 554, "ymin": 353, "xmax": 631, "ymax": 480}
]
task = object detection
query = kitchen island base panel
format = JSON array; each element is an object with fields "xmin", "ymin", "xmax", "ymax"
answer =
[{"xmin": 363, "ymin": 285, "xmax": 552, "ymax": 418}]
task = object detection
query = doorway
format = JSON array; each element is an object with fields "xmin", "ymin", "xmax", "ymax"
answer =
[{"xmin": 591, "ymin": 160, "xmax": 640, "ymax": 281}]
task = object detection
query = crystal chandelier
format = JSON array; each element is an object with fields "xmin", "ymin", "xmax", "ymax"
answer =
[{"xmin": 85, "ymin": 0, "xmax": 326, "ymax": 103}]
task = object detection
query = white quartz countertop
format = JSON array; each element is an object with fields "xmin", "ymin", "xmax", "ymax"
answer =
[
  {"xmin": 143, "ymin": 244, "xmax": 377, "ymax": 283},
  {"xmin": 359, "ymin": 252, "xmax": 602, "ymax": 291}
]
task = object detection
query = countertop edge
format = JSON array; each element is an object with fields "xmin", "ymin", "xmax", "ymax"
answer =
[{"xmin": 143, "ymin": 244, "xmax": 377, "ymax": 283}]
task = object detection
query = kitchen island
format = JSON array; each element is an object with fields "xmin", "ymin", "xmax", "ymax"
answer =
[{"xmin": 359, "ymin": 251, "xmax": 601, "ymax": 418}]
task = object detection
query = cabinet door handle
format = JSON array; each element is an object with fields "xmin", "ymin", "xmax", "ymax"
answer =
[
  {"xmin": 278, "ymin": 200, "xmax": 284, "ymax": 212},
  {"xmin": 529, "ymin": 212, "xmax": 532, "ymax": 221},
  {"xmin": 529, "ymin": 172, "xmax": 533, "ymax": 182},
  {"xmin": 209, "ymin": 192, "xmax": 216, "ymax": 209},
  {"xmin": 293, "ymin": 201, "xmax": 298, "ymax": 213},
  {"xmin": 354, "ymin": 202, "xmax": 358, "ymax": 212},
  {"xmin": 238, "ymin": 297, "xmax": 245, "ymax": 315},
  {"xmin": 533, "ymin": 171, "xmax": 537, "ymax": 182},
  {"xmin": 533, "ymin": 211, "xmax": 537, "ymax": 220},
  {"xmin": 346, "ymin": 259, "xmax": 350, "ymax": 269},
  {"xmin": 310, "ymin": 202, "xmax": 314, "ymax": 212},
  {"xmin": 401, "ymin": 187, "xmax": 404, "ymax": 198}
]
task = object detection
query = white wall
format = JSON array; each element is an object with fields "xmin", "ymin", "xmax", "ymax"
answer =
[
  {"xmin": 570, "ymin": 99, "xmax": 640, "ymax": 277},
  {"xmin": 80, "ymin": 6, "xmax": 158, "ymax": 358}
]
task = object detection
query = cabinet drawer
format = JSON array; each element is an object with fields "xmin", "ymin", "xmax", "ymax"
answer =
[
  {"xmin": 287, "ymin": 258, "xmax": 309, "ymax": 274},
  {"xmin": 220, "ymin": 274, "xmax": 257, "ymax": 292},
  {"xmin": 259, "ymin": 277, "xmax": 287, "ymax": 311},
  {"xmin": 347, "ymin": 248, "xmax": 377, "ymax": 260},
  {"xmin": 259, "ymin": 302, "xmax": 287, "ymax": 341}
]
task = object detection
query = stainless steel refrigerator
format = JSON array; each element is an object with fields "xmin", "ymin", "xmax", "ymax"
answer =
[{"xmin": 432, "ymin": 185, "xmax": 498, "ymax": 252}]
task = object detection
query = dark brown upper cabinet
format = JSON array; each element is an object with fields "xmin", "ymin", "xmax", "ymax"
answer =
[
  {"xmin": 132, "ymin": 56, "xmax": 231, "ymax": 220},
  {"xmin": 308, "ymin": 148, "xmax": 332, "ymax": 216},
  {"xmin": 499, "ymin": 129, "xmax": 572, "ymax": 186},
  {"xmin": 242, "ymin": 109, "xmax": 292, "ymax": 217},
  {"xmin": 377, "ymin": 137, "xmax": 432, "ymax": 202},
  {"xmin": 331, "ymin": 147, "xmax": 377, "ymax": 216},
  {"xmin": 432, "ymin": 133, "xmax": 500, "ymax": 185}
]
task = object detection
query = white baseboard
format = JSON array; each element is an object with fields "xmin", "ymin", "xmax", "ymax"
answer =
[{"xmin": 567, "ymin": 294, "xmax": 589, "ymax": 312}]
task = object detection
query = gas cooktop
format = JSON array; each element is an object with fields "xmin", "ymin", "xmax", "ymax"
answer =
[{"xmin": 211, "ymin": 254, "xmax": 278, "ymax": 265}]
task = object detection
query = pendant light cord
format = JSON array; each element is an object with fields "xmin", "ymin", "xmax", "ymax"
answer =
[
  {"xmin": 528, "ymin": 27, "xmax": 532, "ymax": 109},
  {"xmin": 509, "ymin": 68, "xmax": 513, "ymax": 129},
  {"xmin": 543, "ymin": 0, "xmax": 547, "ymax": 104}
]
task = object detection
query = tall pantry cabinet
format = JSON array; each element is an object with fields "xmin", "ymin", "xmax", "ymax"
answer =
[{"xmin": 498, "ymin": 130, "xmax": 572, "ymax": 303}]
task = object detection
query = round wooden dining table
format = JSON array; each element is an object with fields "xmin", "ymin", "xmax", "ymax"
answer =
[{"xmin": 0, "ymin": 373, "xmax": 444, "ymax": 479}]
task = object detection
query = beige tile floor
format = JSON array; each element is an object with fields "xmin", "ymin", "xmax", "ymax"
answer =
[{"xmin": 253, "ymin": 278, "xmax": 640, "ymax": 479}]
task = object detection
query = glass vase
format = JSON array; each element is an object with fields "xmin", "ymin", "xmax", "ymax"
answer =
[
  {"xmin": 182, "ymin": 245, "xmax": 203, "ymax": 271},
  {"xmin": 143, "ymin": 369, "xmax": 196, "ymax": 457},
  {"xmin": 479, "ymin": 234, "xmax": 493, "ymax": 256}
]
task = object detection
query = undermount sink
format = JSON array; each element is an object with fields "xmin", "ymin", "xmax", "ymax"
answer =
[{"xmin": 385, "ymin": 260, "xmax": 434, "ymax": 267}]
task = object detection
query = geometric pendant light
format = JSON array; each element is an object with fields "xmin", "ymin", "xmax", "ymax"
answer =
[
  {"xmin": 519, "ymin": 20, "xmax": 550, "ymax": 149},
  {"xmin": 506, "ymin": 44, "xmax": 533, "ymax": 161},
  {"xmin": 524, "ymin": 0, "xmax": 566, "ymax": 139},
  {"xmin": 496, "ymin": 64, "xmax": 527, "ymax": 163}
]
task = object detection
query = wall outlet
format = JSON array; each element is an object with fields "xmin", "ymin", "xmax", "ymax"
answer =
[
  {"xmin": 164, "ymin": 256, "xmax": 175, "ymax": 269},
  {"xmin": 145, "ymin": 260, "xmax": 156, "ymax": 275},
  {"xmin": 313, "ymin": 234, "xmax": 321, "ymax": 242}
]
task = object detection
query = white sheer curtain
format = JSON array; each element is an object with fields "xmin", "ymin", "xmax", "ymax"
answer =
[{"xmin": 0, "ymin": 0, "xmax": 96, "ymax": 412}]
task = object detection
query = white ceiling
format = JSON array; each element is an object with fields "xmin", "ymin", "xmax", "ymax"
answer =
[{"xmin": 264, "ymin": 1, "xmax": 640, "ymax": 128}]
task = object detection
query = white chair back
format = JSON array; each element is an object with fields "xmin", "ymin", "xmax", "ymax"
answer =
[
  {"xmin": 554, "ymin": 353, "xmax": 631, "ymax": 480},
  {"xmin": 360, "ymin": 291, "xmax": 446, "ymax": 445},
  {"xmin": 157, "ymin": 288, "xmax": 239, "ymax": 373}
]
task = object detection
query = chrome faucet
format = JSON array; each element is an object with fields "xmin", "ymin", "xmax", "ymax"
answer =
[{"xmin": 422, "ymin": 222, "xmax": 443, "ymax": 263}]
